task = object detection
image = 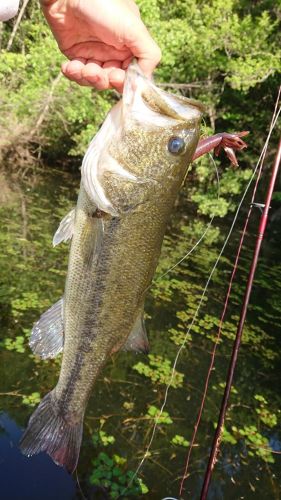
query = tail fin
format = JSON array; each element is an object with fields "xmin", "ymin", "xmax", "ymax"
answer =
[{"xmin": 20, "ymin": 391, "xmax": 83, "ymax": 473}]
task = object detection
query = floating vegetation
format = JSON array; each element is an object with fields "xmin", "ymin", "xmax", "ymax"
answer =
[
  {"xmin": 133, "ymin": 354, "xmax": 184, "ymax": 388},
  {"xmin": 92, "ymin": 430, "xmax": 116, "ymax": 448},
  {"xmin": 146, "ymin": 405, "xmax": 173, "ymax": 425},
  {"xmin": 89, "ymin": 452, "xmax": 149, "ymax": 498},
  {"xmin": 171, "ymin": 434, "xmax": 189, "ymax": 447},
  {"xmin": 22, "ymin": 392, "xmax": 41, "ymax": 407},
  {"xmin": 1, "ymin": 335, "xmax": 26, "ymax": 353}
]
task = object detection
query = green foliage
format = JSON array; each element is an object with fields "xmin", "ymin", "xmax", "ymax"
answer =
[
  {"xmin": 169, "ymin": 327, "xmax": 192, "ymax": 346},
  {"xmin": 171, "ymin": 434, "xmax": 189, "ymax": 447},
  {"xmin": 272, "ymin": 191, "xmax": 281, "ymax": 202},
  {"xmin": 1, "ymin": 0, "xmax": 280, "ymax": 218},
  {"xmin": 22, "ymin": 392, "xmax": 41, "ymax": 407},
  {"xmin": 221, "ymin": 426, "xmax": 238, "ymax": 445},
  {"xmin": 218, "ymin": 391, "xmax": 278, "ymax": 463},
  {"xmin": 11, "ymin": 292, "xmax": 41, "ymax": 318},
  {"xmin": 234, "ymin": 425, "xmax": 275, "ymax": 464},
  {"xmin": 92, "ymin": 430, "xmax": 116, "ymax": 447},
  {"xmin": 146, "ymin": 405, "xmax": 173, "ymax": 424},
  {"xmin": 0, "ymin": 335, "xmax": 26, "ymax": 353},
  {"xmin": 123, "ymin": 401, "xmax": 135, "ymax": 411},
  {"xmin": 133, "ymin": 354, "xmax": 184, "ymax": 388},
  {"xmin": 254, "ymin": 394, "xmax": 278, "ymax": 428},
  {"xmin": 191, "ymin": 164, "xmax": 253, "ymax": 217},
  {"xmin": 0, "ymin": 6, "xmax": 113, "ymax": 166},
  {"xmin": 212, "ymin": 382, "xmax": 238, "ymax": 395},
  {"xmin": 89, "ymin": 452, "xmax": 148, "ymax": 498}
]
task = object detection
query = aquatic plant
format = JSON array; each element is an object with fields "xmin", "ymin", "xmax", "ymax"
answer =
[
  {"xmin": 92, "ymin": 430, "xmax": 116, "ymax": 448},
  {"xmin": 22, "ymin": 392, "xmax": 41, "ymax": 407},
  {"xmin": 0, "ymin": 145, "xmax": 280, "ymax": 496},
  {"xmin": 89, "ymin": 452, "xmax": 148, "ymax": 498},
  {"xmin": 1, "ymin": 335, "xmax": 26, "ymax": 353},
  {"xmin": 146, "ymin": 405, "xmax": 173, "ymax": 425},
  {"xmin": 171, "ymin": 434, "xmax": 189, "ymax": 447},
  {"xmin": 133, "ymin": 354, "xmax": 184, "ymax": 388}
]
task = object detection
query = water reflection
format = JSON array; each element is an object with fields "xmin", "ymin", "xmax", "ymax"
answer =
[{"xmin": 0, "ymin": 412, "xmax": 76, "ymax": 500}]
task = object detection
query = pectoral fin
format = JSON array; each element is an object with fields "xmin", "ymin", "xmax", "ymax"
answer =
[
  {"xmin": 122, "ymin": 312, "xmax": 149, "ymax": 354},
  {"xmin": 29, "ymin": 298, "xmax": 64, "ymax": 359},
  {"xmin": 81, "ymin": 217, "xmax": 103, "ymax": 268},
  {"xmin": 53, "ymin": 208, "xmax": 75, "ymax": 247}
]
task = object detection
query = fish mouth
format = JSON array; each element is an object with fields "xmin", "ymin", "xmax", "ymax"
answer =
[{"xmin": 123, "ymin": 60, "xmax": 204, "ymax": 125}]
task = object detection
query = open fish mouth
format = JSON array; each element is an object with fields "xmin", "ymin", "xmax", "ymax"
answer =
[
  {"xmin": 123, "ymin": 60, "xmax": 204, "ymax": 126},
  {"xmin": 81, "ymin": 61, "xmax": 203, "ymax": 214}
]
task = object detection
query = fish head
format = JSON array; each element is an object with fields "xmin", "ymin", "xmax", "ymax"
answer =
[
  {"xmin": 82, "ymin": 62, "xmax": 203, "ymax": 215},
  {"xmin": 121, "ymin": 62, "xmax": 203, "ymax": 179}
]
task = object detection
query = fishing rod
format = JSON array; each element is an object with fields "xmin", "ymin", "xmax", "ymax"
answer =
[
  {"xmin": 179, "ymin": 90, "xmax": 281, "ymax": 497},
  {"xmin": 200, "ymin": 136, "xmax": 281, "ymax": 499}
]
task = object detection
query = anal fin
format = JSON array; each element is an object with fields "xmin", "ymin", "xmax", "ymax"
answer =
[{"xmin": 122, "ymin": 312, "xmax": 149, "ymax": 354}]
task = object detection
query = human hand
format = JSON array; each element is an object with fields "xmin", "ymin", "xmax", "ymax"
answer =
[{"xmin": 40, "ymin": 0, "xmax": 161, "ymax": 92}]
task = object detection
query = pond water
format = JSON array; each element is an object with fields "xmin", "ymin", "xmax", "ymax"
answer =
[{"xmin": 0, "ymin": 167, "xmax": 280, "ymax": 500}]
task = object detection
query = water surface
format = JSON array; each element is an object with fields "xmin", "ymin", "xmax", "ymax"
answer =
[{"xmin": 0, "ymin": 168, "xmax": 280, "ymax": 499}]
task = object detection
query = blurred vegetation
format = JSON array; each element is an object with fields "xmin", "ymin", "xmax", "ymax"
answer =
[{"xmin": 0, "ymin": 0, "xmax": 280, "ymax": 216}]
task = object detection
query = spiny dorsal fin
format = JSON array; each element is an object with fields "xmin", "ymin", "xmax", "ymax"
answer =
[
  {"xmin": 53, "ymin": 208, "xmax": 75, "ymax": 247},
  {"xmin": 122, "ymin": 312, "xmax": 149, "ymax": 354},
  {"xmin": 29, "ymin": 298, "xmax": 64, "ymax": 359}
]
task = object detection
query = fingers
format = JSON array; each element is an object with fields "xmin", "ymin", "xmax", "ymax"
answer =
[
  {"xmin": 63, "ymin": 41, "xmax": 130, "ymax": 63},
  {"xmin": 62, "ymin": 58, "xmax": 126, "ymax": 91},
  {"xmin": 61, "ymin": 58, "xmax": 92, "ymax": 86},
  {"xmin": 61, "ymin": 23, "xmax": 161, "ymax": 89},
  {"xmin": 103, "ymin": 61, "xmax": 125, "ymax": 93}
]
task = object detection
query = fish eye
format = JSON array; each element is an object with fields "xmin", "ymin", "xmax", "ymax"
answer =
[{"xmin": 168, "ymin": 136, "xmax": 186, "ymax": 155}]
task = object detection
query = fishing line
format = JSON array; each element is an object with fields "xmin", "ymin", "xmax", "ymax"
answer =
[
  {"xmin": 154, "ymin": 153, "xmax": 220, "ymax": 283},
  {"xmin": 179, "ymin": 94, "xmax": 281, "ymax": 496},
  {"xmin": 120, "ymin": 102, "xmax": 281, "ymax": 498},
  {"xmin": 75, "ymin": 469, "xmax": 88, "ymax": 500},
  {"xmin": 119, "ymin": 155, "xmax": 221, "ymax": 497}
]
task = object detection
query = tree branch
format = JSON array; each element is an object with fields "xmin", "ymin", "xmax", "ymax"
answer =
[
  {"xmin": 28, "ymin": 72, "xmax": 62, "ymax": 140},
  {"xmin": 6, "ymin": 0, "xmax": 30, "ymax": 51}
]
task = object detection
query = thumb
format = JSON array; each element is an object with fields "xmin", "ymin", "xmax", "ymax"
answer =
[{"xmin": 124, "ymin": 21, "xmax": 161, "ymax": 77}]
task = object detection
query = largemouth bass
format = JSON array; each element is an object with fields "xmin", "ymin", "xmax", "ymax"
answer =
[{"xmin": 20, "ymin": 62, "xmax": 203, "ymax": 472}]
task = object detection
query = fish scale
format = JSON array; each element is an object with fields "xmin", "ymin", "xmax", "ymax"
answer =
[{"xmin": 20, "ymin": 62, "xmax": 202, "ymax": 472}]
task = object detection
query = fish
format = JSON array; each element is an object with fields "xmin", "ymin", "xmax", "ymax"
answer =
[{"xmin": 20, "ymin": 61, "xmax": 203, "ymax": 472}]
